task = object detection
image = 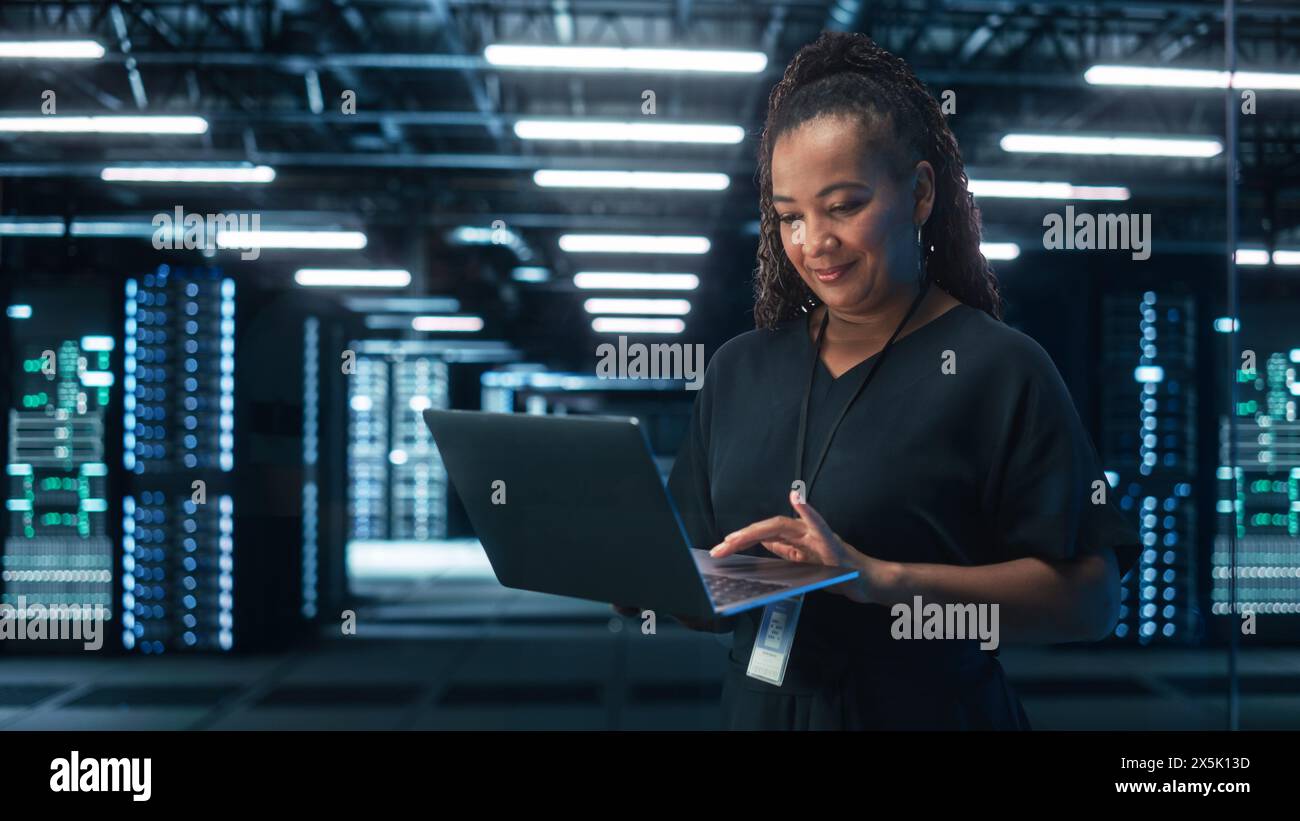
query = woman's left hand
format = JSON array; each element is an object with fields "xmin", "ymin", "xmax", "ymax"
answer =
[{"xmin": 709, "ymin": 490, "xmax": 889, "ymax": 605}]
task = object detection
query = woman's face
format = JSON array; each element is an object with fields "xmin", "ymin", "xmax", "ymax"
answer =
[{"xmin": 770, "ymin": 114, "xmax": 932, "ymax": 316}]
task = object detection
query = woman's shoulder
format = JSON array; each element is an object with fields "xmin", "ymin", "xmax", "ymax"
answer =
[
  {"xmin": 949, "ymin": 306, "xmax": 1060, "ymax": 377},
  {"xmin": 945, "ymin": 308, "xmax": 1082, "ymax": 421},
  {"xmin": 708, "ymin": 314, "xmax": 806, "ymax": 374}
]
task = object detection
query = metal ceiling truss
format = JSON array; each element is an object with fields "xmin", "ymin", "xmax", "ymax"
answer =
[{"xmin": 1, "ymin": 0, "xmax": 1298, "ymax": 259}]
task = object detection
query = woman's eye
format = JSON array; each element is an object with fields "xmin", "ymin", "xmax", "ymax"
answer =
[
  {"xmin": 777, "ymin": 214, "xmax": 799, "ymax": 225},
  {"xmin": 830, "ymin": 202, "xmax": 862, "ymax": 214}
]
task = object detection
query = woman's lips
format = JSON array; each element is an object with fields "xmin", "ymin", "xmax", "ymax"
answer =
[{"xmin": 812, "ymin": 260, "xmax": 855, "ymax": 282}]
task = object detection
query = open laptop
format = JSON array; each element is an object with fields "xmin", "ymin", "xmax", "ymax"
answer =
[{"xmin": 422, "ymin": 409, "xmax": 858, "ymax": 619}]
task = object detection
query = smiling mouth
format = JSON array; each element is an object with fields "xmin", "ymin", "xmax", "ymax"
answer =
[{"xmin": 810, "ymin": 260, "xmax": 856, "ymax": 281}]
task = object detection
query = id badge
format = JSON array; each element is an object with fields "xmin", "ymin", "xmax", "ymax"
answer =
[{"xmin": 745, "ymin": 594, "xmax": 803, "ymax": 687}]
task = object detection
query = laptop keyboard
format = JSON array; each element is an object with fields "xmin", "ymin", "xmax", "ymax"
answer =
[{"xmin": 701, "ymin": 573, "xmax": 791, "ymax": 606}]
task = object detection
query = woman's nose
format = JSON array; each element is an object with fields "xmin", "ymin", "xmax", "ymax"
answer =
[{"xmin": 802, "ymin": 221, "xmax": 839, "ymax": 256}]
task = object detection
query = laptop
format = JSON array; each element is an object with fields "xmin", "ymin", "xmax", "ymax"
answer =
[{"xmin": 422, "ymin": 409, "xmax": 858, "ymax": 619}]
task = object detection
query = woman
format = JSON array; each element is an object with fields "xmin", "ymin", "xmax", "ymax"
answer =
[{"xmin": 665, "ymin": 31, "xmax": 1140, "ymax": 730}]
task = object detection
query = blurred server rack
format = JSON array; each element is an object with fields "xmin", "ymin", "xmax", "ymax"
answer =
[
  {"xmin": 1214, "ymin": 301, "xmax": 1300, "ymax": 631},
  {"xmin": 121, "ymin": 265, "xmax": 353, "ymax": 652},
  {"xmin": 1100, "ymin": 290, "xmax": 1200, "ymax": 643},
  {"xmin": 3, "ymin": 284, "xmax": 118, "ymax": 650},
  {"xmin": 121, "ymin": 266, "xmax": 236, "ymax": 652},
  {"xmin": 298, "ymin": 301, "xmax": 354, "ymax": 624},
  {"xmin": 478, "ymin": 369, "xmax": 696, "ymax": 479},
  {"xmin": 344, "ymin": 338, "xmax": 519, "ymax": 591}
]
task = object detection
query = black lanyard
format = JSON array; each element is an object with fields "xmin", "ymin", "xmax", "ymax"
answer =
[{"xmin": 794, "ymin": 282, "xmax": 931, "ymax": 500}]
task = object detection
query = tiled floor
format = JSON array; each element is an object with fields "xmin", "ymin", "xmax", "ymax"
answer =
[{"xmin": 2, "ymin": 575, "xmax": 1297, "ymax": 730}]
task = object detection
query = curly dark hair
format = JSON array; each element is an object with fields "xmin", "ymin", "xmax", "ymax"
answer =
[{"xmin": 753, "ymin": 31, "xmax": 1003, "ymax": 329}]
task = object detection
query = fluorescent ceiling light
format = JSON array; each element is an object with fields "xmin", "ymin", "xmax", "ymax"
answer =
[
  {"xmin": 101, "ymin": 165, "xmax": 275, "ymax": 183},
  {"xmin": 583, "ymin": 298, "xmax": 691, "ymax": 315},
  {"xmin": 574, "ymin": 272, "xmax": 699, "ymax": 290},
  {"xmin": 0, "ymin": 116, "xmax": 208, "ymax": 134},
  {"xmin": 1214, "ymin": 317, "xmax": 1240, "ymax": 333},
  {"xmin": 484, "ymin": 45, "xmax": 767, "ymax": 74},
  {"xmin": 534, "ymin": 170, "xmax": 728, "ymax": 191},
  {"xmin": 980, "ymin": 242, "xmax": 1020, "ymax": 261},
  {"xmin": 7, "ymin": 305, "xmax": 33, "ymax": 319},
  {"xmin": 0, "ymin": 218, "xmax": 65, "ymax": 237},
  {"xmin": 591, "ymin": 317, "xmax": 686, "ymax": 334},
  {"xmin": 449, "ymin": 225, "xmax": 515, "ymax": 245},
  {"xmin": 411, "ymin": 315, "xmax": 485, "ymax": 332},
  {"xmin": 217, "ymin": 230, "xmax": 367, "ymax": 250},
  {"xmin": 365, "ymin": 316, "xmax": 433, "ymax": 330},
  {"xmin": 343, "ymin": 296, "xmax": 460, "ymax": 313},
  {"xmin": 295, "ymin": 269, "xmax": 411, "ymax": 288},
  {"xmin": 559, "ymin": 234, "xmax": 710, "ymax": 254},
  {"xmin": 1233, "ymin": 248, "xmax": 1300, "ymax": 266},
  {"xmin": 0, "ymin": 40, "xmax": 105, "ymax": 59},
  {"xmin": 968, "ymin": 179, "xmax": 1130, "ymax": 200},
  {"xmin": 1001, "ymin": 133, "xmax": 1222, "ymax": 158},
  {"xmin": 514, "ymin": 119, "xmax": 744, "ymax": 144},
  {"xmin": 69, "ymin": 220, "xmax": 154, "ymax": 237},
  {"xmin": 1085, "ymin": 65, "xmax": 1300, "ymax": 91},
  {"xmin": 18, "ymin": 219, "xmax": 374, "ymax": 248},
  {"xmin": 511, "ymin": 266, "xmax": 551, "ymax": 282},
  {"xmin": 447, "ymin": 225, "xmax": 533, "ymax": 260}
]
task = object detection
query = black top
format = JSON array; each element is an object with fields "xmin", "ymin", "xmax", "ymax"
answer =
[{"xmin": 667, "ymin": 303, "xmax": 1141, "ymax": 707}]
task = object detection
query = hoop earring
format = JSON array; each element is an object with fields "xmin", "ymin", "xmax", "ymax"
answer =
[{"xmin": 915, "ymin": 223, "xmax": 929, "ymax": 285}]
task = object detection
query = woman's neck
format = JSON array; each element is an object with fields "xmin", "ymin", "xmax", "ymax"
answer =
[{"xmin": 814, "ymin": 283, "xmax": 939, "ymax": 348}]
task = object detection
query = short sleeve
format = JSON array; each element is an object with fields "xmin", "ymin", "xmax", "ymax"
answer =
[
  {"xmin": 667, "ymin": 371, "xmax": 720, "ymax": 553},
  {"xmin": 984, "ymin": 349, "xmax": 1141, "ymax": 579}
]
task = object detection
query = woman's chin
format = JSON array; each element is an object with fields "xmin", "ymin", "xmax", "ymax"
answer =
[
  {"xmin": 814, "ymin": 286, "xmax": 862, "ymax": 312},
  {"xmin": 810, "ymin": 275, "xmax": 891, "ymax": 312}
]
